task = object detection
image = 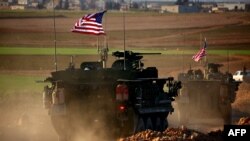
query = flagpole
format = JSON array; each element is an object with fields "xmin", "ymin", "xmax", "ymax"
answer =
[
  {"xmin": 204, "ymin": 37, "xmax": 207, "ymax": 65},
  {"xmin": 97, "ymin": 36, "xmax": 99, "ymax": 53},
  {"xmin": 103, "ymin": 11, "xmax": 108, "ymax": 68},
  {"xmin": 200, "ymin": 33, "xmax": 202, "ymax": 49},
  {"xmin": 52, "ymin": 0, "xmax": 57, "ymax": 71},
  {"xmin": 182, "ymin": 50, "xmax": 184, "ymax": 73},
  {"xmin": 199, "ymin": 34, "xmax": 202, "ymax": 65}
]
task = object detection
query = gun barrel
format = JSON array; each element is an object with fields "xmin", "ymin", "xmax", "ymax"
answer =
[
  {"xmin": 112, "ymin": 51, "xmax": 161, "ymax": 58},
  {"xmin": 139, "ymin": 53, "xmax": 161, "ymax": 55}
]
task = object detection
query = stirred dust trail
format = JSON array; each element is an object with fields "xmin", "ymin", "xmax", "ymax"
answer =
[{"xmin": 0, "ymin": 90, "xmax": 58, "ymax": 141}]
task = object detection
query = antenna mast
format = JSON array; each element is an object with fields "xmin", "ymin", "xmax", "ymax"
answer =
[
  {"xmin": 100, "ymin": 11, "xmax": 109, "ymax": 68},
  {"xmin": 52, "ymin": 0, "xmax": 57, "ymax": 71},
  {"xmin": 227, "ymin": 48, "xmax": 229, "ymax": 72},
  {"xmin": 204, "ymin": 37, "xmax": 207, "ymax": 64},
  {"xmin": 123, "ymin": 10, "xmax": 126, "ymax": 70}
]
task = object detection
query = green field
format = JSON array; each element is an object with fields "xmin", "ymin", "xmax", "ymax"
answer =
[
  {"xmin": 0, "ymin": 74, "xmax": 45, "ymax": 116},
  {"xmin": 0, "ymin": 47, "xmax": 249, "ymax": 55},
  {"xmin": 0, "ymin": 74, "xmax": 45, "ymax": 91}
]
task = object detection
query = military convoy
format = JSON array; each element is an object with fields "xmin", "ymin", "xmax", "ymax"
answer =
[
  {"xmin": 177, "ymin": 63, "xmax": 239, "ymax": 125},
  {"xmin": 42, "ymin": 47, "xmax": 240, "ymax": 140},
  {"xmin": 42, "ymin": 50, "xmax": 181, "ymax": 141}
]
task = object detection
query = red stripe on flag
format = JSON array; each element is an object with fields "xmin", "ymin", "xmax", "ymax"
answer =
[
  {"xmin": 71, "ymin": 11, "xmax": 106, "ymax": 36},
  {"xmin": 72, "ymin": 30, "xmax": 105, "ymax": 35},
  {"xmin": 192, "ymin": 48, "xmax": 206, "ymax": 62}
]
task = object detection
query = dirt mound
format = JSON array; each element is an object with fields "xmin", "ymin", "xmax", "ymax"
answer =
[
  {"xmin": 118, "ymin": 127, "xmax": 223, "ymax": 141},
  {"xmin": 232, "ymin": 82, "xmax": 250, "ymax": 115},
  {"xmin": 237, "ymin": 117, "xmax": 250, "ymax": 125},
  {"xmin": 118, "ymin": 117, "xmax": 249, "ymax": 141}
]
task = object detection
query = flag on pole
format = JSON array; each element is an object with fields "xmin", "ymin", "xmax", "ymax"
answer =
[
  {"xmin": 71, "ymin": 10, "xmax": 107, "ymax": 35},
  {"xmin": 192, "ymin": 40, "xmax": 207, "ymax": 62}
]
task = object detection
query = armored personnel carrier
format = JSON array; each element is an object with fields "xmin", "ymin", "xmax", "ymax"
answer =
[
  {"xmin": 42, "ymin": 50, "xmax": 181, "ymax": 141},
  {"xmin": 177, "ymin": 63, "xmax": 239, "ymax": 125}
]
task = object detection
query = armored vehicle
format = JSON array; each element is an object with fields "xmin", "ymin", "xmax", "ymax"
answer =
[
  {"xmin": 42, "ymin": 50, "xmax": 181, "ymax": 141},
  {"xmin": 177, "ymin": 63, "xmax": 239, "ymax": 125}
]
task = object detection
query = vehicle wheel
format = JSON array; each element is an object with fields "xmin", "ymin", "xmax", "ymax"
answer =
[
  {"xmin": 221, "ymin": 104, "xmax": 232, "ymax": 124},
  {"xmin": 51, "ymin": 115, "xmax": 69, "ymax": 141},
  {"xmin": 163, "ymin": 117, "xmax": 168, "ymax": 130},
  {"xmin": 145, "ymin": 117, "xmax": 153, "ymax": 130},
  {"xmin": 134, "ymin": 117, "xmax": 145, "ymax": 133},
  {"xmin": 155, "ymin": 116, "xmax": 168, "ymax": 131},
  {"xmin": 178, "ymin": 104, "xmax": 189, "ymax": 125},
  {"xmin": 155, "ymin": 117, "xmax": 162, "ymax": 131},
  {"xmin": 162, "ymin": 116, "xmax": 168, "ymax": 131},
  {"xmin": 117, "ymin": 108, "xmax": 136, "ymax": 137}
]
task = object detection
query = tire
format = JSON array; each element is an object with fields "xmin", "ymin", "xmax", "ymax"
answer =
[
  {"xmin": 145, "ymin": 117, "xmax": 153, "ymax": 130},
  {"xmin": 155, "ymin": 117, "xmax": 162, "ymax": 131},
  {"xmin": 117, "ymin": 108, "xmax": 136, "ymax": 137},
  {"xmin": 162, "ymin": 117, "xmax": 168, "ymax": 130},
  {"xmin": 155, "ymin": 116, "xmax": 168, "ymax": 131},
  {"xmin": 177, "ymin": 104, "xmax": 189, "ymax": 125},
  {"xmin": 221, "ymin": 104, "xmax": 232, "ymax": 125},
  {"xmin": 134, "ymin": 117, "xmax": 145, "ymax": 133},
  {"xmin": 51, "ymin": 115, "xmax": 69, "ymax": 141}
]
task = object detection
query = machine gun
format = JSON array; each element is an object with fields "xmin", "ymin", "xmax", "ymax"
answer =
[
  {"xmin": 111, "ymin": 51, "xmax": 161, "ymax": 70},
  {"xmin": 112, "ymin": 51, "xmax": 161, "ymax": 60}
]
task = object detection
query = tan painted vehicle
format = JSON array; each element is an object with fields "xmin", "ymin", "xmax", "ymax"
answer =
[{"xmin": 177, "ymin": 63, "xmax": 239, "ymax": 125}]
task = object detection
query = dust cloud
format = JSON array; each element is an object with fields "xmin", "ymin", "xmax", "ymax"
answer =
[
  {"xmin": 168, "ymin": 102, "xmax": 224, "ymax": 134},
  {"xmin": 0, "ymin": 89, "xmax": 119, "ymax": 141},
  {"xmin": 0, "ymin": 90, "xmax": 57, "ymax": 141},
  {"xmin": 233, "ymin": 82, "xmax": 250, "ymax": 115},
  {"xmin": 0, "ymin": 82, "xmax": 249, "ymax": 141}
]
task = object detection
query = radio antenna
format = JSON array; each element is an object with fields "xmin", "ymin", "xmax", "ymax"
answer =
[
  {"xmin": 52, "ymin": 0, "xmax": 57, "ymax": 71},
  {"xmin": 227, "ymin": 47, "xmax": 229, "ymax": 72},
  {"xmin": 123, "ymin": 10, "xmax": 126, "ymax": 70}
]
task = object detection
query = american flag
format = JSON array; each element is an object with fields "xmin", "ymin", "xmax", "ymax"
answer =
[
  {"xmin": 71, "ymin": 10, "xmax": 107, "ymax": 35},
  {"xmin": 192, "ymin": 40, "xmax": 207, "ymax": 62}
]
